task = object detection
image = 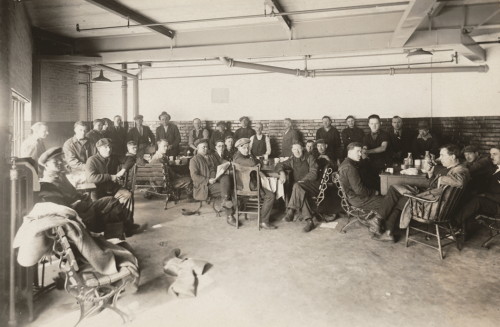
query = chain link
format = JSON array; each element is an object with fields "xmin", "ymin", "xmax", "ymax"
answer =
[{"xmin": 316, "ymin": 167, "xmax": 333, "ymax": 206}]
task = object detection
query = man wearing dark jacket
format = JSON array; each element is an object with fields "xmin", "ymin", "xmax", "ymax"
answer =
[
  {"xmin": 39, "ymin": 147, "xmax": 143, "ymax": 237},
  {"xmin": 412, "ymin": 121, "xmax": 440, "ymax": 159},
  {"xmin": 341, "ymin": 115, "xmax": 365, "ymax": 159},
  {"xmin": 233, "ymin": 116, "xmax": 255, "ymax": 142},
  {"xmin": 127, "ymin": 115, "xmax": 155, "ymax": 165},
  {"xmin": 454, "ymin": 145, "xmax": 500, "ymax": 227},
  {"xmin": 389, "ymin": 116, "xmax": 413, "ymax": 163},
  {"xmin": 316, "ymin": 116, "xmax": 341, "ymax": 164},
  {"xmin": 156, "ymin": 111, "xmax": 181, "ymax": 157},
  {"xmin": 107, "ymin": 115, "xmax": 128, "ymax": 156},
  {"xmin": 233, "ymin": 138, "xmax": 276, "ymax": 230},
  {"xmin": 276, "ymin": 141, "xmax": 318, "ymax": 232},
  {"xmin": 210, "ymin": 121, "xmax": 233, "ymax": 150},
  {"xmin": 63, "ymin": 121, "xmax": 95, "ymax": 171},
  {"xmin": 189, "ymin": 138, "xmax": 236, "ymax": 226},
  {"xmin": 86, "ymin": 119, "xmax": 105, "ymax": 150}
]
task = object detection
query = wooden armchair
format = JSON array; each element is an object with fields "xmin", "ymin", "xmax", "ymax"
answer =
[
  {"xmin": 232, "ymin": 162, "xmax": 261, "ymax": 230},
  {"xmin": 45, "ymin": 226, "xmax": 136, "ymax": 327},
  {"xmin": 332, "ymin": 173, "xmax": 373, "ymax": 233},
  {"xmin": 404, "ymin": 185, "xmax": 465, "ymax": 259}
]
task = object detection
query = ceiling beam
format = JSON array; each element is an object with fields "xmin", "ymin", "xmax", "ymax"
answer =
[
  {"xmin": 389, "ymin": 0, "xmax": 438, "ymax": 48},
  {"xmin": 405, "ymin": 29, "xmax": 485, "ymax": 62},
  {"xmin": 36, "ymin": 55, "xmax": 102, "ymax": 64},
  {"xmin": 32, "ymin": 27, "xmax": 75, "ymax": 47},
  {"xmin": 429, "ymin": 2, "xmax": 446, "ymax": 18},
  {"xmin": 96, "ymin": 64, "xmax": 137, "ymax": 78},
  {"xmin": 84, "ymin": 0, "xmax": 174, "ymax": 38},
  {"xmin": 265, "ymin": 0, "xmax": 292, "ymax": 30}
]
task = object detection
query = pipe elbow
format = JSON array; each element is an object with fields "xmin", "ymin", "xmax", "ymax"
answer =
[
  {"xmin": 219, "ymin": 57, "xmax": 233, "ymax": 67},
  {"xmin": 480, "ymin": 65, "xmax": 489, "ymax": 73}
]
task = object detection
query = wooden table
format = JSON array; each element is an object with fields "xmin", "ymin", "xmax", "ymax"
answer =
[
  {"xmin": 379, "ymin": 168, "xmax": 429, "ymax": 195},
  {"xmin": 260, "ymin": 161, "xmax": 280, "ymax": 178}
]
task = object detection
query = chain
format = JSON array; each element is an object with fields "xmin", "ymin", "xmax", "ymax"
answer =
[{"xmin": 316, "ymin": 167, "xmax": 333, "ymax": 206}]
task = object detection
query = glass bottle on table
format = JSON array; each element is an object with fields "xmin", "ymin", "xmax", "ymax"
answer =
[{"xmin": 407, "ymin": 153, "xmax": 413, "ymax": 167}]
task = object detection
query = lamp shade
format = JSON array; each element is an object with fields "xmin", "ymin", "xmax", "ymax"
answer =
[
  {"xmin": 406, "ymin": 48, "xmax": 433, "ymax": 58},
  {"xmin": 92, "ymin": 69, "xmax": 112, "ymax": 82}
]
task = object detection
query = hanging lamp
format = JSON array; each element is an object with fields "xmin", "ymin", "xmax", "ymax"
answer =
[{"xmin": 92, "ymin": 69, "xmax": 112, "ymax": 82}]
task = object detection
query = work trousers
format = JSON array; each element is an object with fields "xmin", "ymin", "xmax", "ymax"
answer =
[
  {"xmin": 80, "ymin": 195, "xmax": 133, "ymax": 233},
  {"xmin": 454, "ymin": 196, "xmax": 500, "ymax": 225},
  {"xmin": 137, "ymin": 143, "xmax": 149, "ymax": 165},
  {"xmin": 349, "ymin": 194, "xmax": 384, "ymax": 211},
  {"xmin": 257, "ymin": 188, "xmax": 275, "ymax": 223},
  {"xmin": 208, "ymin": 175, "xmax": 233, "ymax": 216},
  {"xmin": 376, "ymin": 186, "xmax": 409, "ymax": 232},
  {"xmin": 287, "ymin": 182, "xmax": 318, "ymax": 220}
]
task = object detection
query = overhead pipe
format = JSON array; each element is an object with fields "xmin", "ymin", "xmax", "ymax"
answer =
[{"xmin": 219, "ymin": 57, "xmax": 488, "ymax": 77}]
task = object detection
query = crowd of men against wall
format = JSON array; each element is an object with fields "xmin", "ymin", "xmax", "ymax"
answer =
[{"xmin": 19, "ymin": 111, "xmax": 500, "ymax": 242}]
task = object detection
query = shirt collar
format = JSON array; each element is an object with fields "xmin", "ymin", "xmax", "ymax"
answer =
[{"xmin": 371, "ymin": 130, "xmax": 380, "ymax": 137}]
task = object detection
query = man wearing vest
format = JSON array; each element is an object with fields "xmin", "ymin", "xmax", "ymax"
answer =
[
  {"xmin": 249, "ymin": 122, "xmax": 271, "ymax": 158},
  {"xmin": 188, "ymin": 118, "xmax": 209, "ymax": 155}
]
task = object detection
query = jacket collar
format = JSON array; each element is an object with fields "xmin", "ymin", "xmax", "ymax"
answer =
[{"xmin": 72, "ymin": 135, "xmax": 88, "ymax": 144}]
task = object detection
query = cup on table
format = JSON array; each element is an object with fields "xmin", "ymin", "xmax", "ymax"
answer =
[
  {"xmin": 175, "ymin": 159, "xmax": 181, "ymax": 165},
  {"xmin": 274, "ymin": 158, "xmax": 280, "ymax": 165},
  {"xmin": 414, "ymin": 159, "xmax": 421, "ymax": 171},
  {"xmin": 263, "ymin": 159, "xmax": 269, "ymax": 165},
  {"xmin": 264, "ymin": 154, "xmax": 269, "ymax": 160}
]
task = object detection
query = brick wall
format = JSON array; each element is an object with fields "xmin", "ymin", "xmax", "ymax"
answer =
[
  {"xmin": 129, "ymin": 116, "xmax": 500, "ymax": 158},
  {"xmin": 9, "ymin": 2, "xmax": 32, "ymax": 100}
]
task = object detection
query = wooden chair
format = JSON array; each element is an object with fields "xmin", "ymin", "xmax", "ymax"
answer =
[
  {"xmin": 404, "ymin": 185, "xmax": 465, "ymax": 259},
  {"xmin": 45, "ymin": 226, "xmax": 136, "ymax": 327},
  {"xmin": 232, "ymin": 162, "xmax": 261, "ymax": 230},
  {"xmin": 332, "ymin": 172, "xmax": 373, "ymax": 233},
  {"xmin": 129, "ymin": 163, "xmax": 180, "ymax": 210},
  {"xmin": 475, "ymin": 214, "xmax": 500, "ymax": 249}
]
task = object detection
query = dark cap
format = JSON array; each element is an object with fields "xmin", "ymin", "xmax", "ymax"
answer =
[
  {"xmin": 158, "ymin": 111, "xmax": 171, "ymax": 120},
  {"xmin": 462, "ymin": 145, "xmax": 479, "ymax": 153},
  {"xmin": 345, "ymin": 115, "xmax": 355, "ymax": 121},
  {"xmin": 316, "ymin": 139, "xmax": 326, "ymax": 145},
  {"xmin": 239, "ymin": 116, "xmax": 249, "ymax": 122},
  {"xmin": 194, "ymin": 138, "xmax": 209, "ymax": 147},
  {"xmin": 225, "ymin": 135, "xmax": 234, "ymax": 140},
  {"xmin": 96, "ymin": 138, "xmax": 112, "ymax": 148},
  {"xmin": 38, "ymin": 147, "xmax": 64, "ymax": 166},
  {"xmin": 134, "ymin": 115, "xmax": 143, "ymax": 120},
  {"xmin": 417, "ymin": 121, "xmax": 429, "ymax": 130},
  {"xmin": 217, "ymin": 121, "xmax": 226, "ymax": 127}
]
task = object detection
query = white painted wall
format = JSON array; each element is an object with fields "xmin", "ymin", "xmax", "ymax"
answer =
[{"xmin": 92, "ymin": 45, "xmax": 500, "ymax": 121}]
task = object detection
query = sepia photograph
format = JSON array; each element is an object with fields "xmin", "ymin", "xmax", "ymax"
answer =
[{"xmin": 1, "ymin": 1, "xmax": 500, "ymax": 326}]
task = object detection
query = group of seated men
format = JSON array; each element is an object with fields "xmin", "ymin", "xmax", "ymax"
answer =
[{"xmin": 20, "ymin": 112, "xmax": 500, "ymax": 240}]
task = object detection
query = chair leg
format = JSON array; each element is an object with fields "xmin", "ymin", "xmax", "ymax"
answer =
[
  {"xmin": 195, "ymin": 201, "xmax": 203, "ymax": 215},
  {"xmin": 164, "ymin": 194, "xmax": 170, "ymax": 210},
  {"xmin": 436, "ymin": 224, "xmax": 443, "ymax": 260},
  {"xmin": 449, "ymin": 223, "xmax": 460, "ymax": 251},
  {"xmin": 405, "ymin": 225, "xmax": 410, "ymax": 248},
  {"xmin": 340, "ymin": 215, "xmax": 356, "ymax": 234},
  {"xmin": 211, "ymin": 201, "xmax": 220, "ymax": 217}
]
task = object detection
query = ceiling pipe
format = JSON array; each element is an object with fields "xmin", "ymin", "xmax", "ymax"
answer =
[{"xmin": 219, "ymin": 57, "xmax": 488, "ymax": 77}]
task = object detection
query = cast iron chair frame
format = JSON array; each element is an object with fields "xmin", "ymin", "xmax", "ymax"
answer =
[
  {"xmin": 475, "ymin": 214, "xmax": 500, "ymax": 249},
  {"xmin": 404, "ymin": 185, "xmax": 465, "ymax": 260},
  {"xmin": 45, "ymin": 225, "xmax": 136, "ymax": 327},
  {"xmin": 332, "ymin": 172, "xmax": 373, "ymax": 233}
]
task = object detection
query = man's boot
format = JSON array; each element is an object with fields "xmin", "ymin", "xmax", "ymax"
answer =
[
  {"xmin": 260, "ymin": 222, "xmax": 277, "ymax": 230},
  {"xmin": 221, "ymin": 196, "xmax": 233, "ymax": 209},
  {"xmin": 371, "ymin": 230, "xmax": 395, "ymax": 243},
  {"xmin": 302, "ymin": 219, "xmax": 315, "ymax": 233},
  {"xmin": 283, "ymin": 208, "xmax": 295, "ymax": 222},
  {"xmin": 226, "ymin": 215, "xmax": 237, "ymax": 227}
]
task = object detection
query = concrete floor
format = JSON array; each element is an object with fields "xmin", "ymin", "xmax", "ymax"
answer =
[{"xmin": 23, "ymin": 191, "xmax": 500, "ymax": 327}]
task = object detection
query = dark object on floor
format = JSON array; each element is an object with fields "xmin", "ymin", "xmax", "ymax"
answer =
[
  {"xmin": 181, "ymin": 208, "xmax": 199, "ymax": 216},
  {"xmin": 125, "ymin": 223, "xmax": 148, "ymax": 237},
  {"xmin": 404, "ymin": 185, "xmax": 465, "ymax": 260},
  {"xmin": 302, "ymin": 219, "xmax": 315, "ymax": 233},
  {"xmin": 333, "ymin": 173, "xmax": 374, "ymax": 233},
  {"xmin": 475, "ymin": 214, "xmax": 500, "ymax": 249}
]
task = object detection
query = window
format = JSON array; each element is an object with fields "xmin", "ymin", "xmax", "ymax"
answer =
[{"xmin": 11, "ymin": 90, "xmax": 31, "ymax": 157}]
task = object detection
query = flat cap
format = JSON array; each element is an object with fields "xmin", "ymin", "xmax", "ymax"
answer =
[
  {"xmin": 417, "ymin": 121, "xmax": 429, "ymax": 130},
  {"xmin": 134, "ymin": 115, "xmax": 143, "ymax": 120},
  {"xmin": 96, "ymin": 138, "xmax": 112, "ymax": 148},
  {"xmin": 38, "ymin": 147, "xmax": 63, "ymax": 166},
  {"xmin": 239, "ymin": 116, "xmax": 249, "ymax": 122},
  {"xmin": 194, "ymin": 138, "xmax": 209, "ymax": 147},
  {"xmin": 345, "ymin": 115, "xmax": 355, "ymax": 121},
  {"xmin": 158, "ymin": 111, "xmax": 171, "ymax": 120},
  {"xmin": 315, "ymin": 139, "xmax": 326, "ymax": 145},
  {"xmin": 235, "ymin": 138, "xmax": 250, "ymax": 148},
  {"xmin": 225, "ymin": 135, "xmax": 234, "ymax": 140},
  {"xmin": 216, "ymin": 121, "xmax": 226, "ymax": 127},
  {"xmin": 462, "ymin": 145, "xmax": 479, "ymax": 153}
]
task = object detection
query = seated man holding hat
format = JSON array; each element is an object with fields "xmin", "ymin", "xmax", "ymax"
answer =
[
  {"xmin": 190, "ymin": 138, "xmax": 236, "ymax": 226},
  {"xmin": 233, "ymin": 138, "xmax": 277, "ymax": 230},
  {"xmin": 149, "ymin": 139, "xmax": 194, "ymax": 202},
  {"xmin": 38, "ymin": 147, "xmax": 144, "ymax": 237},
  {"xmin": 275, "ymin": 141, "xmax": 319, "ymax": 233},
  {"xmin": 86, "ymin": 138, "xmax": 139, "ymax": 231},
  {"xmin": 233, "ymin": 116, "xmax": 255, "ymax": 143},
  {"xmin": 128, "ymin": 114, "xmax": 155, "ymax": 165},
  {"xmin": 210, "ymin": 121, "xmax": 233, "ymax": 150}
]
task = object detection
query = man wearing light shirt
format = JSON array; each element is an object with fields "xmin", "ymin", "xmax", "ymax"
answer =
[{"xmin": 249, "ymin": 122, "xmax": 271, "ymax": 157}]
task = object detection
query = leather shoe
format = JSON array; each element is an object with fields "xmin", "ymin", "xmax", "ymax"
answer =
[
  {"xmin": 260, "ymin": 222, "xmax": 277, "ymax": 230},
  {"xmin": 226, "ymin": 215, "xmax": 238, "ymax": 227},
  {"xmin": 371, "ymin": 230, "xmax": 395, "ymax": 243},
  {"xmin": 302, "ymin": 219, "xmax": 315, "ymax": 233},
  {"xmin": 221, "ymin": 197, "xmax": 233, "ymax": 209},
  {"xmin": 283, "ymin": 209, "xmax": 295, "ymax": 222},
  {"xmin": 125, "ymin": 223, "xmax": 148, "ymax": 237}
]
